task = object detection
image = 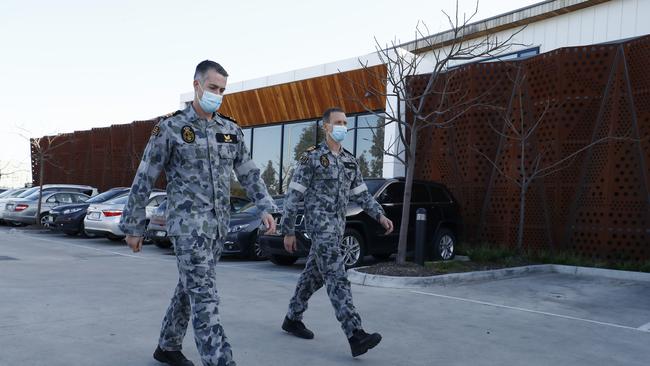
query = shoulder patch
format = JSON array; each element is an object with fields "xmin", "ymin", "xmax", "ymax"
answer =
[
  {"xmin": 306, "ymin": 145, "xmax": 316, "ymax": 152},
  {"xmin": 217, "ymin": 112, "xmax": 238, "ymax": 124},
  {"xmin": 151, "ymin": 124, "xmax": 161, "ymax": 137},
  {"xmin": 299, "ymin": 153, "xmax": 310, "ymax": 165}
]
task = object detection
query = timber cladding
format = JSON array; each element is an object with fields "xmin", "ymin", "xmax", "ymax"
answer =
[
  {"xmin": 219, "ymin": 64, "xmax": 387, "ymax": 126},
  {"xmin": 30, "ymin": 64, "xmax": 387, "ymax": 191},
  {"xmin": 410, "ymin": 35, "xmax": 650, "ymax": 262}
]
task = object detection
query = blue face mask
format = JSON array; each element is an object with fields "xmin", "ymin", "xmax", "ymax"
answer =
[
  {"xmin": 197, "ymin": 83, "xmax": 223, "ymax": 113},
  {"xmin": 330, "ymin": 125, "xmax": 348, "ymax": 143}
]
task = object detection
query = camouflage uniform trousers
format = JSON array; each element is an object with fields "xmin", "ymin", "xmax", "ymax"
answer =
[
  {"xmin": 286, "ymin": 231, "xmax": 362, "ymax": 338},
  {"xmin": 158, "ymin": 235, "xmax": 236, "ymax": 366}
]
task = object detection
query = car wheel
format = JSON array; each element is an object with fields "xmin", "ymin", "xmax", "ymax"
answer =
[
  {"xmin": 341, "ymin": 228, "xmax": 365, "ymax": 268},
  {"xmin": 432, "ymin": 228, "xmax": 456, "ymax": 260},
  {"xmin": 107, "ymin": 234, "xmax": 124, "ymax": 242},
  {"xmin": 372, "ymin": 253, "xmax": 392, "ymax": 261},
  {"xmin": 269, "ymin": 254, "xmax": 298, "ymax": 266},
  {"xmin": 249, "ymin": 239, "xmax": 268, "ymax": 261},
  {"xmin": 39, "ymin": 213, "xmax": 50, "ymax": 227}
]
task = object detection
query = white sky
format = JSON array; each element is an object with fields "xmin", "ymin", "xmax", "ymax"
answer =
[{"xmin": 0, "ymin": 0, "xmax": 539, "ymax": 188}]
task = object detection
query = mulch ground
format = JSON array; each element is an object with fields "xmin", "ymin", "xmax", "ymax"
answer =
[{"xmin": 356, "ymin": 259, "xmax": 531, "ymax": 277}]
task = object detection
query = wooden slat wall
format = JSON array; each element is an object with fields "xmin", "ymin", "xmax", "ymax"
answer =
[{"xmin": 219, "ymin": 64, "xmax": 387, "ymax": 126}]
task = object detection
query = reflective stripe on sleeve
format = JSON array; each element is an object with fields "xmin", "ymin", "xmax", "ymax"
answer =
[
  {"xmin": 288, "ymin": 182, "xmax": 307, "ymax": 193},
  {"xmin": 350, "ymin": 183, "xmax": 368, "ymax": 195}
]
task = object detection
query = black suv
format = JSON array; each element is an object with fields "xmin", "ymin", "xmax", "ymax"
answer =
[{"xmin": 259, "ymin": 178, "xmax": 462, "ymax": 268}]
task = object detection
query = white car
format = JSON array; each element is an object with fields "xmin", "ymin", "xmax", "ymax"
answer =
[{"xmin": 84, "ymin": 191, "xmax": 166, "ymax": 241}]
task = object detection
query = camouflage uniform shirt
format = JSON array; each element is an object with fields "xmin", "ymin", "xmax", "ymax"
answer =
[
  {"xmin": 119, "ymin": 105, "xmax": 277, "ymax": 239},
  {"xmin": 282, "ymin": 142, "xmax": 385, "ymax": 236}
]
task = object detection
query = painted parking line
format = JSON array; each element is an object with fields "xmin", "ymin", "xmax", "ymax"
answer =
[{"xmin": 411, "ymin": 290, "xmax": 650, "ymax": 334}]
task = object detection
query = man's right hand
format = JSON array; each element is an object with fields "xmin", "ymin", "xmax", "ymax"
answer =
[
  {"xmin": 125, "ymin": 235, "xmax": 144, "ymax": 253},
  {"xmin": 284, "ymin": 235, "xmax": 297, "ymax": 254}
]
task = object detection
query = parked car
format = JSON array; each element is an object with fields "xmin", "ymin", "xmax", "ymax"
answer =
[
  {"xmin": 0, "ymin": 188, "xmax": 30, "ymax": 224},
  {"xmin": 84, "ymin": 191, "xmax": 166, "ymax": 241},
  {"xmin": 144, "ymin": 196, "xmax": 256, "ymax": 252},
  {"xmin": 260, "ymin": 178, "xmax": 462, "ymax": 268},
  {"xmin": 48, "ymin": 187, "xmax": 131, "ymax": 236},
  {"xmin": 4, "ymin": 191, "xmax": 91, "ymax": 226}
]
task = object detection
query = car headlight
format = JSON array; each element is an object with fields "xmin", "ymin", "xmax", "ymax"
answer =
[
  {"xmin": 63, "ymin": 207, "xmax": 84, "ymax": 215},
  {"xmin": 229, "ymin": 224, "xmax": 248, "ymax": 233}
]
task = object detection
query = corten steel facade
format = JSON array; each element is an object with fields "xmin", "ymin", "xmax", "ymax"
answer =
[
  {"xmin": 30, "ymin": 65, "xmax": 387, "ymax": 192},
  {"xmin": 409, "ymin": 35, "xmax": 650, "ymax": 262}
]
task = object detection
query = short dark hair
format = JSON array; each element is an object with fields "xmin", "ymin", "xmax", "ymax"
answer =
[
  {"xmin": 322, "ymin": 107, "xmax": 345, "ymax": 124},
  {"xmin": 194, "ymin": 60, "xmax": 229, "ymax": 82}
]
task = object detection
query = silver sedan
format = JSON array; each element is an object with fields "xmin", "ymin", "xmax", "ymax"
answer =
[
  {"xmin": 84, "ymin": 192, "xmax": 166, "ymax": 241},
  {"xmin": 4, "ymin": 191, "xmax": 90, "ymax": 226}
]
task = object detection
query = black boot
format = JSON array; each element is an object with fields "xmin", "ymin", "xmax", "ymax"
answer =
[
  {"xmin": 282, "ymin": 316, "xmax": 314, "ymax": 339},
  {"xmin": 348, "ymin": 329, "xmax": 382, "ymax": 357},
  {"xmin": 153, "ymin": 346, "xmax": 194, "ymax": 366}
]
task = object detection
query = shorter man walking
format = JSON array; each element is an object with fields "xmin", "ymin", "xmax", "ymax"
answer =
[{"xmin": 280, "ymin": 107, "xmax": 394, "ymax": 357}]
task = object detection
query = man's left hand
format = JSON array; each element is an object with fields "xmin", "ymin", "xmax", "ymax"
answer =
[
  {"xmin": 261, "ymin": 212, "xmax": 277, "ymax": 235},
  {"xmin": 379, "ymin": 215, "xmax": 394, "ymax": 235}
]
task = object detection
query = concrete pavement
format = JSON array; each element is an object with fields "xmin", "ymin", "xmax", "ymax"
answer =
[{"xmin": 1, "ymin": 226, "xmax": 649, "ymax": 366}]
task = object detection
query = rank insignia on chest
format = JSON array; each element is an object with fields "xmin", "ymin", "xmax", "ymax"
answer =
[
  {"xmin": 344, "ymin": 162, "xmax": 356, "ymax": 170},
  {"xmin": 216, "ymin": 133, "xmax": 238, "ymax": 143},
  {"xmin": 151, "ymin": 125, "xmax": 161, "ymax": 137},
  {"xmin": 181, "ymin": 125, "xmax": 195, "ymax": 143},
  {"xmin": 320, "ymin": 155, "xmax": 330, "ymax": 168},
  {"xmin": 299, "ymin": 153, "xmax": 309, "ymax": 165}
]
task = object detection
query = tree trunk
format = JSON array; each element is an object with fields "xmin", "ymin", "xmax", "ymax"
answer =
[
  {"xmin": 396, "ymin": 126, "xmax": 418, "ymax": 265},
  {"xmin": 517, "ymin": 182, "xmax": 526, "ymax": 251},
  {"xmin": 37, "ymin": 154, "xmax": 44, "ymax": 226}
]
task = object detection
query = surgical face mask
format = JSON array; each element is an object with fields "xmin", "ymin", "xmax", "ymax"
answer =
[
  {"xmin": 197, "ymin": 83, "xmax": 223, "ymax": 113},
  {"xmin": 330, "ymin": 125, "xmax": 348, "ymax": 143}
]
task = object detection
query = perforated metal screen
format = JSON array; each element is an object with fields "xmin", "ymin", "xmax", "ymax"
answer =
[{"xmin": 409, "ymin": 36, "xmax": 650, "ymax": 262}]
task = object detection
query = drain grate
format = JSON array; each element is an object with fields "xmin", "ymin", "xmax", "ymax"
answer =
[{"xmin": 0, "ymin": 256, "xmax": 18, "ymax": 261}]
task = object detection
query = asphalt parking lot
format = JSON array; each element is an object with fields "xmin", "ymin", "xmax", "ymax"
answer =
[{"xmin": 1, "ymin": 225, "xmax": 649, "ymax": 366}]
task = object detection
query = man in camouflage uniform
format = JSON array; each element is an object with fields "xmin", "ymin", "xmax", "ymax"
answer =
[
  {"xmin": 281, "ymin": 107, "xmax": 394, "ymax": 357},
  {"xmin": 120, "ymin": 60, "xmax": 277, "ymax": 366}
]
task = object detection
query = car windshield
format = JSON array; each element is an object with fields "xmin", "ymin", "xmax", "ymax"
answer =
[
  {"xmin": 105, "ymin": 195, "xmax": 129, "ymax": 205},
  {"xmin": 365, "ymin": 180, "xmax": 385, "ymax": 195},
  {"xmin": 86, "ymin": 189, "xmax": 127, "ymax": 203},
  {"xmin": 238, "ymin": 198, "xmax": 284, "ymax": 214},
  {"xmin": 17, "ymin": 187, "xmax": 39, "ymax": 198}
]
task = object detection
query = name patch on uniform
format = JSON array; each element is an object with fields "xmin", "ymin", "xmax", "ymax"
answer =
[
  {"xmin": 344, "ymin": 162, "xmax": 356, "ymax": 170},
  {"xmin": 320, "ymin": 155, "xmax": 330, "ymax": 168},
  {"xmin": 151, "ymin": 125, "xmax": 161, "ymax": 137},
  {"xmin": 181, "ymin": 125, "xmax": 195, "ymax": 143},
  {"xmin": 216, "ymin": 133, "xmax": 238, "ymax": 143}
]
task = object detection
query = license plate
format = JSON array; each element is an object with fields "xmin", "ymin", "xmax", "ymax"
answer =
[
  {"xmin": 6, "ymin": 204, "xmax": 14, "ymax": 211},
  {"xmin": 88, "ymin": 212, "xmax": 100, "ymax": 220},
  {"xmin": 155, "ymin": 231, "xmax": 167, "ymax": 237}
]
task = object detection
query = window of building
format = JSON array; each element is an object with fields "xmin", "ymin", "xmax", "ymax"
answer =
[
  {"xmin": 252, "ymin": 125, "xmax": 282, "ymax": 195},
  {"xmin": 355, "ymin": 114, "xmax": 385, "ymax": 178},
  {"xmin": 241, "ymin": 128, "xmax": 252, "ymax": 158},
  {"xmin": 282, "ymin": 120, "xmax": 317, "ymax": 193}
]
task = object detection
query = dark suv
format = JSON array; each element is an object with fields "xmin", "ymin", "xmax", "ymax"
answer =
[{"xmin": 259, "ymin": 178, "xmax": 462, "ymax": 268}]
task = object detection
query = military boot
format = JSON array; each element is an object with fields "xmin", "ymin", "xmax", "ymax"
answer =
[
  {"xmin": 153, "ymin": 346, "xmax": 194, "ymax": 366},
  {"xmin": 348, "ymin": 329, "xmax": 382, "ymax": 357},
  {"xmin": 282, "ymin": 316, "xmax": 314, "ymax": 339}
]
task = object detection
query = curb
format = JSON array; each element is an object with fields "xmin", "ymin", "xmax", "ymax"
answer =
[{"xmin": 348, "ymin": 264, "xmax": 650, "ymax": 288}]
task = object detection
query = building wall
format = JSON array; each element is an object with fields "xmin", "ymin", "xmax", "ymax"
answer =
[
  {"xmin": 420, "ymin": 0, "xmax": 650, "ymax": 68},
  {"xmin": 410, "ymin": 35, "xmax": 650, "ymax": 262}
]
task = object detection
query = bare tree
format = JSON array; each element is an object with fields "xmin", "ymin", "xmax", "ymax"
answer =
[
  {"xmin": 347, "ymin": 0, "xmax": 523, "ymax": 264},
  {"xmin": 18, "ymin": 130, "xmax": 71, "ymax": 226},
  {"xmin": 473, "ymin": 68, "xmax": 635, "ymax": 250}
]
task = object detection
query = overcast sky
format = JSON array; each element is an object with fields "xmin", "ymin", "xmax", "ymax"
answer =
[{"xmin": 0, "ymin": 0, "xmax": 539, "ymax": 188}]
